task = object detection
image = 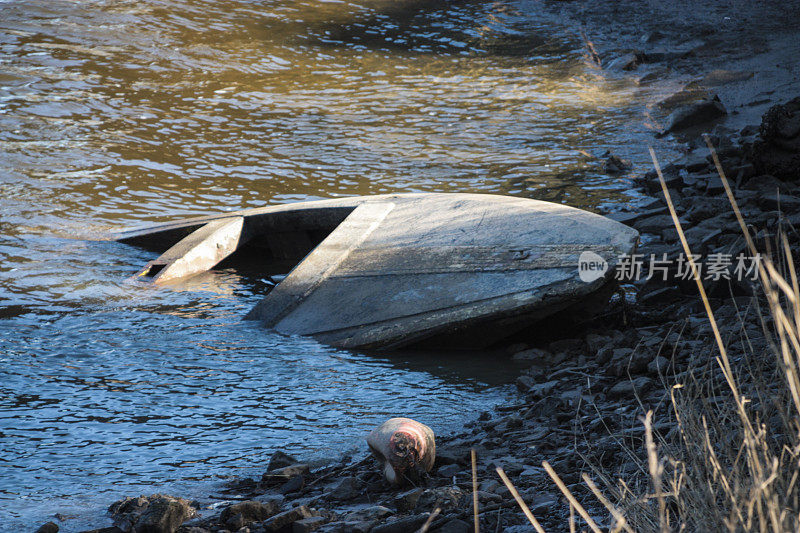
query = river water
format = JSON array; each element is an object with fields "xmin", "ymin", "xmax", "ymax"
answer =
[{"xmin": 0, "ymin": 0, "xmax": 676, "ymax": 530}]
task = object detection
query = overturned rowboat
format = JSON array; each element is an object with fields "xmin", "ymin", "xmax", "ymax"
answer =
[{"xmin": 115, "ymin": 193, "xmax": 638, "ymax": 349}]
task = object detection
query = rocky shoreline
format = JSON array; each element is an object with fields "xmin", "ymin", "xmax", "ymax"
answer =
[{"xmin": 35, "ymin": 2, "xmax": 800, "ymax": 532}]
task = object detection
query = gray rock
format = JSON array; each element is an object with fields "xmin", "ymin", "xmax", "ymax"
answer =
[
  {"xmin": 325, "ymin": 476, "xmax": 359, "ymax": 501},
  {"xmin": 315, "ymin": 520, "xmax": 373, "ymax": 533},
  {"xmin": 417, "ymin": 487, "xmax": 467, "ymax": 511},
  {"xmin": 657, "ymin": 84, "xmax": 710, "ymax": 110},
  {"xmin": 278, "ymin": 475, "xmax": 305, "ymax": 494},
  {"xmin": 434, "ymin": 519, "xmax": 471, "ymax": 533},
  {"xmin": 134, "ymin": 496, "xmax": 195, "ymax": 533},
  {"xmin": 607, "ymin": 51, "xmax": 646, "ymax": 71},
  {"xmin": 476, "ymin": 490, "xmax": 502, "ymax": 503},
  {"xmin": 635, "ymin": 68, "xmax": 671, "ymax": 85},
  {"xmin": 633, "ymin": 214, "xmax": 676, "ymax": 234},
  {"xmin": 647, "ymin": 356, "xmax": 670, "ymax": 375},
  {"xmin": 502, "ymin": 413, "xmax": 523, "ymax": 430},
  {"xmin": 609, "ymin": 347, "xmax": 633, "ymax": 365},
  {"xmin": 753, "ymin": 97, "xmax": 800, "ymax": 180},
  {"xmin": 548, "ymin": 338, "xmax": 583, "ymax": 353},
  {"xmin": 527, "ymin": 380, "xmax": 560, "ymax": 399},
  {"xmin": 585, "ymin": 333, "xmax": 611, "ymax": 354},
  {"xmin": 225, "ymin": 514, "xmax": 249, "ymax": 531},
  {"xmin": 343, "ymin": 505, "xmax": 393, "ymax": 523},
  {"xmin": 674, "ymin": 151, "xmax": 711, "ymax": 172},
  {"xmin": 757, "ymin": 193, "xmax": 800, "ymax": 211},
  {"xmin": 595, "ymin": 346, "xmax": 614, "ymax": 365},
  {"xmin": 665, "ymin": 97, "xmax": 727, "ymax": 133},
  {"xmin": 109, "ymin": 495, "xmax": 149, "ymax": 528},
  {"xmin": 35, "ymin": 523, "xmax": 59, "ymax": 533},
  {"xmin": 702, "ymin": 69, "xmax": 753, "ymax": 86},
  {"xmin": 512, "ymin": 347, "xmax": 549, "ymax": 361},
  {"xmin": 706, "ymin": 176, "xmax": 727, "ymax": 194},
  {"xmin": 487, "ymin": 457, "xmax": 524, "ymax": 476},
  {"xmin": 393, "ymin": 487, "xmax": 424, "ymax": 512},
  {"xmin": 433, "ymin": 448, "xmax": 462, "ymax": 466},
  {"xmin": 263, "ymin": 506, "xmax": 315, "ymax": 532},
  {"xmin": 370, "ymin": 514, "xmax": 429, "ymax": 533},
  {"xmin": 262, "ymin": 464, "xmax": 310, "ymax": 486},
  {"xmin": 529, "ymin": 492, "xmax": 559, "ymax": 514},
  {"xmin": 479, "ymin": 479, "xmax": 500, "ymax": 493},
  {"xmin": 221, "ymin": 500, "xmax": 281, "ymax": 528},
  {"xmin": 109, "ymin": 494, "xmax": 195, "ymax": 533},
  {"xmin": 255, "ymin": 495, "xmax": 286, "ymax": 508},
  {"xmin": 606, "ymin": 211, "xmax": 640, "ymax": 225},
  {"xmin": 518, "ymin": 465, "xmax": 545, "ymax": 482},
  {"xmin": 742, "ymin": 173, "xmax": 794, "ymax": 192},
  {"xmin": 515, "ymin": 375, "xmax": 536, "ymax": 392},
  {"xmin": 269, "ymin": 451, "xmax": 299, "ymax": 472},
  {"xmin": 608, "ymin": 377, "xmax": 654, "ymax": 398},
  {"xmin": 640, "ymin": 30, "xmax": 665, "ymax": 44},
  {"xmin": 603, "ymin": 154, "xmax": 633, "ymax": 174},
  {"xmin": 292, "ymin": 517, "xmax": 327, "ymax": 533},
  {"xmin": 639, "ymin": 166, "xmax": 684, "ymax": 191},
  {"xmin": 684, "ymin": 225, "xmax": 722, "ymax": 248},
  {"xmin": 437, "ymin": 463, "xmax": 461, "ymax": 478},
  {"xmin": 661, "ymin": 227, "xmax": 679, "ymax": 242}
]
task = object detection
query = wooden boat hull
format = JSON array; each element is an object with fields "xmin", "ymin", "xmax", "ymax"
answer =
[{"xmin": 116, "ymin": 193, "xmax": 638, "ymax": 349}]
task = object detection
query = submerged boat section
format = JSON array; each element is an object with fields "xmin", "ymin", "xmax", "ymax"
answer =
[{"xmin": 116, "ymin": 193, "xmax": 639, "ymax": 349}]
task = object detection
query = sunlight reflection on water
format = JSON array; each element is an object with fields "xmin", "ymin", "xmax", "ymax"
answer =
[{"xmin": 0, "ymin": 0, "xmax": 677, "ymax": 529}]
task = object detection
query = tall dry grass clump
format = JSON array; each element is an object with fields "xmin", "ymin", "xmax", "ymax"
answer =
[
  {"xmin": 498, "ymin": 136, "xmax": 800, "ymax": 532},
  {"xmin": 601, "ymin": 139, "xmax": 800, "ymax": 532}
]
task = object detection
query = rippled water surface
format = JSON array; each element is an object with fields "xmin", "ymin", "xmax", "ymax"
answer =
[{"xmin": 1, "ymin": 0, "xmax": 676, "ymax": 530}]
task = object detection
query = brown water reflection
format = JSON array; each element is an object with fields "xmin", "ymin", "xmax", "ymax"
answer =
[{"xmin": 0, "ymin": 0, "xmax": 672, "ymax": 240}]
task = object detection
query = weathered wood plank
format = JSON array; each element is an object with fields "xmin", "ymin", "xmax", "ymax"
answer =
[
  {"xmin": 133, "ymin": 216, "xmax": 245, "ymax": 284},
  {"xmin": 336, "ymin": 244, "xmax": 618, "ymax": 276},
  {"xmin": 245, "ymin": 202, "xmax": 395, "ymax": 325}
]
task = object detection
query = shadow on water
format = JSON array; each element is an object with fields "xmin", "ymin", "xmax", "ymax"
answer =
[
  {"xmin": 364, "ymin": 346, "xmax": 532, "ymax": 386},
  {"xmin": 283, "ymin": 0, "xmax": 564, "ymax": 59}
]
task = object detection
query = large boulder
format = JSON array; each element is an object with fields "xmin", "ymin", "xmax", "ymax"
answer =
[
  {"xmin": 108, "ymin": 494, "xmax": 195, "ymax": 533},
  {"xmin": 664, "ymin": 96, "xmax": 727, "ymax": 133},
  {"xmin": 752, "ymin": 97, "xmax": 800, "ymax": 180},
  {"xmin": 220, "ymin": 499, "xmax": 281, "ymax": 530}
]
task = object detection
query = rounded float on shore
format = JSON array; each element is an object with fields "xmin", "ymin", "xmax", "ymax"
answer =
[{"xmin": 366, "ymin": 417, "xmax": 436, "ymax": 486}]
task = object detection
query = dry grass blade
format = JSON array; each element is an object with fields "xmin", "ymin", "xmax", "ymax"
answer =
[
  {"xmin": 569, "ymin": 504, "xmax": 576, "ymax": 533},
  {"xmin": 495, "ymin": 467, "xmax": 547, "ymax": 533},
  {"xmin": 542, "ymin": 461, "xmax": 602, "ymax": 533},
  {"xmin": 782, "ymin": 234, "xmax": 800, "ymax": 335},
  {"xmin": 581, "ymin": 473, "xmax": 634, "ymax": 533},
  {"xmin": 649, "ymin": 147, "xmax": 764, "ymax": 451},
  {"xmin": 702, "ymin": 138, "xmax": 800, "ymax": 445},
  {"xmin": 648, "ymin": 148, "xmax": 729, "ymax": 387},
  {"xmin": 703, "ymin": 134, "xmax": 758, "ymax": 257},
  {"xmin": 569, "ymin": 139, "xmax": 800, "ymax": 532},
  {"xmin": 471, "ymin": 448, "xmax": 480, "ymax": 533},
  {"xmin": 651, "ymin": 142, "xmax": 795, "ymax": 532},
  {"xmin": 643, "ymin": 411, "xmax": 668, "ymax": 533},
  {"xmin": 417, "ymin": 507, "xmax": 441, "ymax": 533}
]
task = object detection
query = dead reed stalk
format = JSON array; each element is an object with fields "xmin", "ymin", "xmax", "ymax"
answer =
[{"xmin": 499, "ymin": 140, "xmax": 800, "ymax": 532}]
